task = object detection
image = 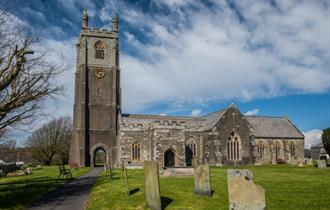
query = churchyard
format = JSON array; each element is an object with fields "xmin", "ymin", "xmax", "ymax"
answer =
[
  {"xmin": 0, "ymin": 164, "xmax": 329, "ymax": 209},
  {"xmin": 0, "ymin": 166, "xmax": 91, "ymax": 210},
  {"xmin": 87, "ymin": 165, "xmax": 330, "ymax": 210}
]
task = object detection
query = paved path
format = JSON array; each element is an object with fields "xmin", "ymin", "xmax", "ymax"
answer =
[{"xmin": 28, "ymin": 167, "xmax": 102, "ymax": 210}]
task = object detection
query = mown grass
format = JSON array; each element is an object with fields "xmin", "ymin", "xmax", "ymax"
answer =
[
  {"xmin": 0, "ymin": 166, "xmax": 91, "ymax": 210},
  {"xmin": 87, "ymin": 165, "xmax": 330, "ymax": 210}
]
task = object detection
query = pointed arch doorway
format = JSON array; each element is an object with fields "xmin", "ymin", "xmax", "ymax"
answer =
[
  {"xmin": 164, "ymin": 149, "xmax": 175, "ymax": 167},
  {"xmin": 91, "ymin": 143, "xmax": 111, "ymax": 167},
  {"xmin": 94, "ymin": 147, "xmax": 106, "ymax": 167}
]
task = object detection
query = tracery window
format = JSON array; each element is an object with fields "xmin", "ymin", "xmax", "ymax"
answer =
[
  {"xmin": 257, "ymin": 143, "xmax": 265, "ymax": 159},
  {"xmin": 132, "ymin": 142, "xmax": 141, "ymax": 160},
  {"xmin": 227, "ymin": 132, "xmax": 241, "ymax": 160},
  {"xmin": 94, "ymin": 41, "xmax": 106, "ymax": 59},
  {"xmin": 289, "ymin": 143, "xmax": 296, "ymax": 157},
  {"xmin": 274, "ymin": 143, "xmax": 281, "ymax": 160},
  {"xmin": 187, "ymin": 143, "xmax": 197, "ymax": 157}
]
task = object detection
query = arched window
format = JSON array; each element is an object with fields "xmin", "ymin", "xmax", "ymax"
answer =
[
  {"xmin": 274, "ymin": 143, "xmax": 281, "ymax": 160},
  {"xmin": 227, "ymin": 132, "xmax": 241, "ymax": 160},
  {"xmin": 187, "ymin": 143, "xmax": 197, "ymax": 157},
  {"xmin": 257, "ymin": 143, "xmax": 265, "ymax": 159},
  {"xmin": 289, "ymin": 143, "xmax": 296, "ymax": 157},
  {"xmin": 94, "ymin": 41, "xmax": 107, "ymax": 59},
  {"xmin": 185, "ymin": 138, "xmax": 197, "ymax": 166},
  {"xmin": 131, "ymin": 142, "xmax": 140, "ymax": 160}
]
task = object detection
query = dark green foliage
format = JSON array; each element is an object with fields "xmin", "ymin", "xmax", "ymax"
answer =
[
  {"xmin": 0, "ymin": 163, "xmax": 21, "ymax": 176},
  {"xmin": 322, "ymin": 128, "xmax": 330, "ymax": 155}
]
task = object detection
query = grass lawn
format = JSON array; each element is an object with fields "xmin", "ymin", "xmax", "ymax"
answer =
[
  {"xmin": 87, "ymin": 165, "xmax": 330, "ymax": 210},
  {"xmin": 0, "ymin": 166, "xmax": 91, "ymax": 210}
]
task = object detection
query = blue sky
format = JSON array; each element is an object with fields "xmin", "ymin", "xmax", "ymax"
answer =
[{"xmin": 3, "ymin": 0, "xmax": 330, "ymax": 147}]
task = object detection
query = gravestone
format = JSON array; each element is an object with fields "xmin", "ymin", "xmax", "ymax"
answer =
[
  {"xmin": 288, "ymin": 158, "xmax": 298, "ymax": 166},
  {"xmin": 194, "ymin": 164, "xmax": 211, "ymax": 196},
  {"xmin": 318, "ymin": 160, "xmax": 327, "ymax": 168},
  {"xmin": 123, "ymin": 165, "xmax": 130, "ymax": 195},
  {"xmin": 144, "ymin": 161, "xmax": 161, "ymax": 210},
  {"xmin": 306, "ymin": 158, "xmax": 314, "ymax": 166},
  {"xmin": 227, "ymin": 169, "xmax": 266, "ymax": 210},
  {"xmin": 192, "ymin": 158, "xmax": 198, "ymax": 168}
]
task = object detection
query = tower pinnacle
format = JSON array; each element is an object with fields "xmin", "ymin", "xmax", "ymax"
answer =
[
  {"xmin": 112, "ymin": 14, "xmax": 118, "ymax": 32},
  {"xmin": 82, "ymin": 9, "xmax": 88, "ymax": 29}
]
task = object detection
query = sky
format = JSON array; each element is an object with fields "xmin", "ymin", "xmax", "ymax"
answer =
[{"xmin": 2, "ymin": 0, "xmax": 329, "ymax": 148}]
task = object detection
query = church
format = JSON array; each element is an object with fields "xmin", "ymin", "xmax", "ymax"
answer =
[{"xmin": 69, "ymin": 11, "xmax": 304, "ymax": 168}]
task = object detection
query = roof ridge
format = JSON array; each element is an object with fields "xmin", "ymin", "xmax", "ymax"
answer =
[
  {"xmin": 121, "ymin": 113, "xmax": 200, "ymax": 119},
  {"xmin": 201, "ymin": 107, "xmax": 227, "ymax": 118},
  {"xmin": 245, "ymin": 115, "xmax": 286, "ymax": 118}
]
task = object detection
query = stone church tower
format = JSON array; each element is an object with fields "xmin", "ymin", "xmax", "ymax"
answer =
[
  {"xmin": 70, "ymin": 10, "xmax": 304, "ymax": 168},
  {"xmin": 70, "ymin": 10, "xmax": 121, "ymax": 167}
]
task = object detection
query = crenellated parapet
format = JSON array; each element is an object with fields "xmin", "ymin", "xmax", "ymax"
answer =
[
  {"xmin": 120, "ymin": 122, "xmax": 149, "ymax": 131},
  {"xmin": 120, "ymin": 114, "xmax": 205, "ymax": 132},
  {"xmin": 80, "ymin": 9, "xmax": 118, "ymax": 38}
]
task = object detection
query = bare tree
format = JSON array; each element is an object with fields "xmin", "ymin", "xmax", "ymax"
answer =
[
  {"xmin": 26, "ymin": 117, "xmax": 72, "ymax": 165},
  {"xmin": 0, "ymin": 2, "xmax": 63, "ymax": 139}
]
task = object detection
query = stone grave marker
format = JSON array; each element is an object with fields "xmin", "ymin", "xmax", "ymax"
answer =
[
  {"xmin": 144, "ymin": 161, "xmax": 161, "ymax": 210},
  {"xmin": 123, "ymin": 165, "xmax": 130, "ymax": 195},
  {"xmin": 192, "ymin": 158, "xmax": 198, "ymax": 168},
  {"xmin": 318, "ymin": 159, "xmax": 327, "ymax": 168},
  {"xmin": 227, "ymin": 169, "xmax": 266, "ymax": 210},
  {"xmin": 306, "ymin": 158, "xmax": 314, "ymax": 166},
  {"xmin": 288, "ymin": 158, "xmax": 298, "ymax": 166},
  {"xmin": 194, "ymin": 164, "xmax": 211, "ymax": 196}
]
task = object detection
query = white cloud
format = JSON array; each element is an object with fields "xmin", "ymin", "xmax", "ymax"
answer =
[
  {"xmin": 39, "ymin": 38, "xmax": 76, "ymax": 117},
  {"xmin": 191, "ymin": 109, "xmax": 202, "ymax": 116},
  {"xmin": 245, "ymin": 109, "xmax": 260, "ymax": 116},
  {"xmin": 4, "ymin": 0, "xmax": 329, "ymax": 143},
  {"xmin": 99, "ymin": 0, "xmax": 330, "ymax": 112},
  {"xmin": 303, "ymin": 129, "xmax": 323, "ymax": 149},
  {"xmin": 56, "ymin": 0, "xmax": 97, "ymax": 17}
]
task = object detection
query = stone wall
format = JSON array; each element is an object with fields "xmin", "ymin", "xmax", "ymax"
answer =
[
  {"xmin": 204, "ymin": 106, "xmax": 254, "ymax": 166},
  {"xmin": 119, "ymin": 118, "xmax": 203, "ymax": 167},
  {"xmin": 254, "ymin": 138, "xmax": 304, "ymax": 164}
]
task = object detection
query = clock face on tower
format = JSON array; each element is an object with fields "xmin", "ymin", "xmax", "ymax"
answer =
[{"xmin": 95, "ymin": 67, "xmax": 106, "ymax": 79}]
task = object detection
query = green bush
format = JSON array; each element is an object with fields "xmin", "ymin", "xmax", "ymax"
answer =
[{"xmin": 322, "ymin": 128, "xmax": 330, "ymax": 155}]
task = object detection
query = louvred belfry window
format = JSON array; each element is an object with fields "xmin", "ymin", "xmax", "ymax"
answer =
[{"xmin": 94, "ymin": 41, "xmax": 106, "ymax": 59}]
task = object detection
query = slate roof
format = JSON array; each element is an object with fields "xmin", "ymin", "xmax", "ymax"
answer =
[
  {"xmin": 121, "ymin": 113, "xmax": 199, "ymax": 122},
  {"xmin": 200, "ymin": 108, "xmax": 226, "ymax": 131},
  {"xmin": 121, "ymin": 107, "xmax": 304, "ymax": 139},
  {"xmin": 245, "ymin": 116, "xmax": 304, "ymax": 139},
  {"xmin": 120, "ymin": 113, "xmax": 201, "ymax": 128}
]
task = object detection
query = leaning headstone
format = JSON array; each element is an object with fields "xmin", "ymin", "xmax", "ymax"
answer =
[
  {"xmin": 123, "ymin": 165, "xmax": 130, "ymax": 195},
  {"xmin": 288, "ymin": 158, "xmax": 298, "ymax": 166},
  {"xmin": 318, "ymin": 160, "xmax": 327, "ymax": 168},
  {"xmin": 194, "ymin": 164, "xmax": 211, "ymax": 196},
  {"xmin": 144, "ymin": 161, "xmax": 161, "ymax": 210},
  {"xmin": 192, "ymin": 158, "xmax": 198, "ymax": 168},
  {"xmin": 227, "ymin": 169, "xmax": 266, "ymax": 210},
  {"xmin": 121, "ymin": 161, "xmax": 125, "ymax": 171}
]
